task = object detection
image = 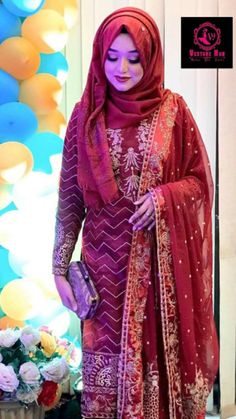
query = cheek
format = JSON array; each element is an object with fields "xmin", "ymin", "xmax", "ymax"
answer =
[
  {"xmin": 104, "ymin": 61, "xmax": 114, "ymax": 79},
  {"xmin": 132, "ymin": 65, "xmax": 144, "ymax": 80}
]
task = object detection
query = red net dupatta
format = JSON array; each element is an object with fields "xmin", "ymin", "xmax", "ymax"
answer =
[{"xmin": 117, "ymin": 92, "xmax": 219, "ymax": 418}]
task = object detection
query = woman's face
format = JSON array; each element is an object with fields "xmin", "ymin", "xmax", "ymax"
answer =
[{"xmin": 104, "ymin": 33, "xmax": 144, "ymax": 92}]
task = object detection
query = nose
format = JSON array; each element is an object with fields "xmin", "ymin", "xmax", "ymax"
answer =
[{"xmin": 118, "ymin": 57, "xmax": 129, "ymax": 73}]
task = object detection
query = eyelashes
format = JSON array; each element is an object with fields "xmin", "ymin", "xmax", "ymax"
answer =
[{"xmin": 106, "ymin": 55, "xmax": 141, "ymax": 64}]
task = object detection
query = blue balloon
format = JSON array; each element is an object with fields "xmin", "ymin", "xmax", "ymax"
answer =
[
  {"xmin": 0, "ymin": 102, "xmax": 38, "ymax": 142},
  {"xmin": 0, "ymin": 70, "xmax": 19, "ymax": 106},
  {"xmin": 2, "ymin": 0, "xmax": 45, "ymax": 17},
  {"xmin": 37, "ymin": 52, "xmax": 69, "ymax": 84},
  {"xmin": 0, "ymin": 246, "xmax": 19, "ymax": 288},
  {"xmin": 25, "ymin": 132, "xmax": 63, "ymax": 174},
  {"xmin": 0, "ymin": 5, "xmax": 21, "ymax": 42}
]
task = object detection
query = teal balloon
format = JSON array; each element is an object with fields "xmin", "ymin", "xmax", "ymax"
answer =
[
  {"xmin": 37, "ymin": 52, "xmax": 68, "ymax": 84},
  {"xmin": 0, "ymin": 5, "xmax": 21, "ymax": 42},
  {"xmin": 25, "ymin": 132, "xmax": 63, "ymax": 174},
  {"xmin": 2, "ymin": 0, "xmax": 45, "ymax": 17},
  {"xmin": 0, "ymin": 70, "xmax": 19, "ymax": 105},
  {"xmin": 0, "ymin": 246, "xmax": 19, "ymax": 288},
  {"xmin": 0, "ymin": 102, "xmax": 38, "ymax": 142}
]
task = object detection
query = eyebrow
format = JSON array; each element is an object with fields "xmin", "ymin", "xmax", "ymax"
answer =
[{"xmin": 108, "ymin": 48, "xmax": 139, "ymax": 53}]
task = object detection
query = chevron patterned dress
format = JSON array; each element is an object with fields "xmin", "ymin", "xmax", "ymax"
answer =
[{"xmin": 53, "ymin": 112, "xmax": 154, "ymax": 418}]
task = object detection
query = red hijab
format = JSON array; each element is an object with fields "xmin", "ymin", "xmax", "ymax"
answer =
[{"xmin": 76, "ymin": 7, "xmax": 170, "ymax": 209}]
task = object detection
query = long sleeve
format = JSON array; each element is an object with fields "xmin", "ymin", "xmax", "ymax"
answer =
[{"xmin": 52, "ymin": 105, "xmax": 86, "ymax": 275}]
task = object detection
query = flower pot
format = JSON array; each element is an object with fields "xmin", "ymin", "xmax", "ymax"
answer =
[{"xmin": 0, "ymin": 401, "xmax": 45, "ymax": 419}]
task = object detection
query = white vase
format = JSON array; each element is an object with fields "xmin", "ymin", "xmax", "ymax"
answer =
[{"xmin": 0, "ymin": 401, "xmax": 45, "ymax": 419}]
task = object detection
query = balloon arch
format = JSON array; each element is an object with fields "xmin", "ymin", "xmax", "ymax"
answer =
[{"xmin": 0, "ymin": 0, "xmax": 81, "ymax": 353}]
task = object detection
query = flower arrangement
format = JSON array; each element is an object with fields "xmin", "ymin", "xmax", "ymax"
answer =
[{"xmin": 0, "ymin": 326, "xmax": 78, "ymax": 410}]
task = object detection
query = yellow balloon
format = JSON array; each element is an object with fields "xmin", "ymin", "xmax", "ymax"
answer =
[
  {"xmin": 37, "ymin": 109, "xmax": 66, "ymax": 137},
  {"xmin": 20, "ymin": 74, "xmax": 63, "ymax": 115},
  {"xmin": 0, "ymin": 37, "xmax": 40, "ymax": 80},
  {"xmin": 0, "ymin": 142, "xmax": 33, "ymax": 185},
  {"xmin": 43, "ymin": 0, "xmax": 78, "ymax": 29},
  {"xmin": 0, "ymin": 316, "xmax": 25, "ymax": 329},
  {"xmin": 22, "ymin": 10, "xmax": 69, "ymax": 53},
  {"xmin": 0, "ymin": 279, "xmax": 44, "ymax": 321},
  {"xmin": 0, "ymin": 184, "xmax": 12, "ymax": 209}
]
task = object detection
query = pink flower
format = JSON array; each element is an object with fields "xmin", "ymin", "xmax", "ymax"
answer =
[
  {"xmin": 0, "ymin": 329, "xmax": 20, "ymax": 348},
  {"xmin": 19, "ymin": 362, "xmax": 40, "ymax": 385},
  {"xmin": 40, "ymin": 357, "xmax": 69, "ymax": 383},
  {"xmin": 20, "ymin": 326, "xmax": 40, "ymax": 351},
  {"xmin": 0, "ymin": 364, "xmax": 19, "ymax": 392}
]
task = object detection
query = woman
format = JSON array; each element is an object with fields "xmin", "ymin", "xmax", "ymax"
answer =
[{"xmin": 53, "ymin": 7, "xmax": 219, "ymax": 419}]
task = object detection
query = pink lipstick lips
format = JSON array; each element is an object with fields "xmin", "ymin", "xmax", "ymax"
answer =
[{"xmin": 115, "ymin": 76, "xmax": 131, "ymax": 82}]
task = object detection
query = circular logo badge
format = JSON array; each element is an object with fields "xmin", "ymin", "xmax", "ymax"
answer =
[{"xmin": 194, "ymin": 22, "xmax": 221, "ymax": 51}]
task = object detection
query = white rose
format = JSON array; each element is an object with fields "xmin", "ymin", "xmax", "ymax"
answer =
[
  {"xmin": 20, "ymin": 326, "xmax": 40, "ymax": 351},
  {"xmin": 0, "ymin": 363, "xmax": 19, "ymax": 392},
  {"xmin": 0, "ymin": 329, "xmax": 20, "ymax": 348},
  {"xmin": 16, "ymin": 386, "xmax": 41, "ymax": 404},
  {"xmin": 19, "ymin": 362, "xmax": 40, "ymax": 385},
  {"xmin": 40, "ymin": 357, "xmax": 69, "ymax": 383}
]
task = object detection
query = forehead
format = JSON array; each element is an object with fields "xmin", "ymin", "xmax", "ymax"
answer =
[{"xmin": 109, "ymin": 33, "xmax": 138, "ymax": 52}]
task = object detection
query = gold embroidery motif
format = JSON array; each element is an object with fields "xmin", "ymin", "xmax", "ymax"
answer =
[
  {"xmin": 106, "ymin": 117, "xmax": 152, "ymax": 202},
  {"xmin": 81, "ymin": 351, "xmax": 119, "ymax": 418},
  {"xmin": 117, "ymin": 109, "xmax": 160, "ymax": 419},
  {"xmin": 53, "ymin": 220, "xmax": 76, "ymax": 274},
  {"xmin": 183, "ymin": 368, "xmax": 209, "ymax": 418},
  {"xmin": 150, "ymin": 187, "xmax": 183, "ymax": 418}
]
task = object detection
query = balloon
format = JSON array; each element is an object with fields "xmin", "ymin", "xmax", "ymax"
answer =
[
  {"xmin": 12, "ymin": 171, "xmax": 57, "ymax": 210},
  {"xmin": 0, "ymin": 37, "xmax": 40, "ymax": 80},
  {"xmin": 37, "ymin": 52, "xmax": 68, "ymax": 85},
  {"xmin": 0, "ymin": 70, "xmax": 19, "ymax": 106},
  {"xmin": 0, "ymin": 142, "xmax": 33, "ymax": 184},
  {"xmin": 0, "ymin": 246, "xmax": 17, "ymax": 287},
  {"xmin": 25, "ymin": 132, "xmax": 63, "ymax": 173},
  {"xmin": 0, "ymin": 5, "xmax": 21, "ymax": 42},
  {"xmin": 0, "ymin": 184, "xmax": 12, "ymax": 210},
  {"xmin": 0, "ymin": 278, "xmax": 44, "ymax": 320},
  {"xmin": 37, "ymin": 109, "xmax": 66, "ymax": 137},
  {"xmin": 0, "ymin": 210, "xmax": 20, "ymax": 249},
  {"xmin": 42, "ymin": 0, "xmax": 78, "ymax": 29},
  {"xmin": 0, "ymin": 316, "xmax": 25, "ymax": 329},
  {"xmin": 0, "ymin": 102, "xmax": 38, "ymax": 141},
  {"xmin": 22, "ymin": 10, "xmax": 69, "ymax": 53},
  {"xmin": 25, "ymin": 300, "xmax": 63, "ymax": 329},
  {"xmin": 19, "ymin": 74, "xmax": 63, "ymax": 115},
  {"xmin": 2, "ymin": 0, "xmax": 45, "ymax": 17}
]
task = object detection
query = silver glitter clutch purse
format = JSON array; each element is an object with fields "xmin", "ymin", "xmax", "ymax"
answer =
[{"xmin": 67, "ymin": 261, "xmax": 100, "ymax": 320}]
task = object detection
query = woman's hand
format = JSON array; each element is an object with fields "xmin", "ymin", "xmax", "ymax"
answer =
[
  {"xmin": 54, "ymin": 275, "xmax": 78, "ymax": 312},
  {"xmin": 128, "ymin": 191, "xmax": 156, "ymax": 231}
]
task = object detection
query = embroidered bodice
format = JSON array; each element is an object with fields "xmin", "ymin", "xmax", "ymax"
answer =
[{"xmin": 106, "ymin": 116, "xmax": 152, "ymax": 202}]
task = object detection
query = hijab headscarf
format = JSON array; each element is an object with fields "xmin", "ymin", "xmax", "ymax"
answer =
[{"xmin": 77, "ymin": 7, "xmax": 170, "ymax": 209}]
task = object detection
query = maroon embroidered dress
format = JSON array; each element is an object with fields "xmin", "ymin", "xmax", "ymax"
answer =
[{"xmin": 53, "ymin": 93, "xmax": 218, "ymax": 419}]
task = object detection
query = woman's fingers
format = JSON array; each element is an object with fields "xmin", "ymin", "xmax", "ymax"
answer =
[
  {"xmin": 129, "ymin": 192, "xmax": 155, "ymax": 230},
  {"xmin": 129, "ymin": 193, "xmax": 152, "ymax": 224},
  {"xmin": 147, "ymin": 220, "xmax": 156, "ymax": 230},
  {"xmin": 133, "ymin": 211, "xmax": 154, "ymax": 230}
]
